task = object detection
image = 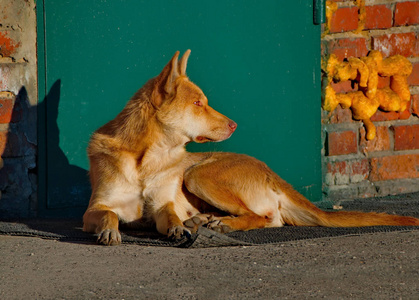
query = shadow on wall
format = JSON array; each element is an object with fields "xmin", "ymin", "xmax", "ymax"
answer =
[
  {"xmin": 0, "ymin": 80, "xmax": 90, "ymax": 219},
  {"xmin": 43, "ymin": 80, "xmax": 90, "ymax": 216},
  {"xmin": 0, "ymin": 87, "xmax": 37, "ymax": 218}
]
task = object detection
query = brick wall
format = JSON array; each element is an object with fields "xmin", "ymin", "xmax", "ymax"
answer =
[
  {"xmin": 0, "ymin": 1, "xmax": 38, "ymax": 217},
  {"xmin": 322, "ymin": 0, "xmax": 419, "ymax": 201}
]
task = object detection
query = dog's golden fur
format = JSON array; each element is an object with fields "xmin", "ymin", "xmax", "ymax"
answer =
[{"xmin": 83, "ymin": 50, "xmax": 419, "ymax": 245}]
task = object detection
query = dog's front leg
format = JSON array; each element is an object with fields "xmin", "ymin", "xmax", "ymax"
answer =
[
  {"xmin": 154, "ymin": 201, "xmax": 191, "ymax": 240},
  {"xmin": 83, "ymin": 205, "xmax": 121, "ymax": 246}
]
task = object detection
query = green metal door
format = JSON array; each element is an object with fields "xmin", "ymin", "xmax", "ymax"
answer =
[{"xmin": 37, "ymin": 1, "xmax": 322, "ymax": 217}]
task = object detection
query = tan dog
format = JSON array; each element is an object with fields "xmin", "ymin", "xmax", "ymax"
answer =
[{"xmin": 83, "ymin": 50, "xmax": 419, "ymax": 245}]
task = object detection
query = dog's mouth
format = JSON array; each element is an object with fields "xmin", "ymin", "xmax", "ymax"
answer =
[
  {"xmin": 194, "ymin": 131, "xmax": 234, "ymax": 144},
  {"xmin": 194, "ymin": 136, "xmax": 214, "ymax": 143}
]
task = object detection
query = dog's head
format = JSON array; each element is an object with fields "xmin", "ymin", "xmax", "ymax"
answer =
[{"xmin": 152, "ymin": 50, "xmax": 237, "ymax": 144}]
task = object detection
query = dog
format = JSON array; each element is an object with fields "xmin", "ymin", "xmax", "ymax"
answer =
[{"xmin": 83, "ymin": 50, "xmax": 419, "ymax": 245}]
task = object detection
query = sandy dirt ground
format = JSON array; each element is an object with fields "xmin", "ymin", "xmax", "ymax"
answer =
[{"xmin": 0, "ymin": 230, "xmax": 418, "ymax": 299}]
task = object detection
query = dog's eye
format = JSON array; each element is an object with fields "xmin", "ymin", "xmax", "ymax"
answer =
[{"xmin": 193, "ymin": 101, "xmax": 203, "ymax": 107}]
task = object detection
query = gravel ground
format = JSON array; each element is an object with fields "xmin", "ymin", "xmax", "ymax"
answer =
[{"xmin": 1, "ymin": 230, "xmax": 418, "ymax": 299}]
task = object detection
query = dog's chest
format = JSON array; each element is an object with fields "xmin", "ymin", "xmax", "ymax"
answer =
[
  {"xmin": 141, "ymin": 169, "xmax": 181, "ymax": 201},
  {"xmin": 119, "ymin": 153, "xmax": 140, "ymax": 184},
  {"xmin": 112, "ymin": 150, "xmax": 185, "ymax": 222},
  {"xmin": 135, "ymin": 146, "xmax": 186, "ymax": 200}
]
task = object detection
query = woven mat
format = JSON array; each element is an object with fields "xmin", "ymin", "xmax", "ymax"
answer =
[
  {"xmin": 1, "ymin": 221, "xmax": 418, "ymax": 248},
  {"xmin": 1, "ymin": 193, "xmax": 418, "ymax": 248}
]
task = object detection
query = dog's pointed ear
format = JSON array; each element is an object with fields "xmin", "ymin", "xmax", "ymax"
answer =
[
  {"xmin": 179, "ymin": 49, "xmax": 191, "ymax": 76},
  {"xmin": 152, "ymin": 51, "xmax": 180, "ymax": 107}
]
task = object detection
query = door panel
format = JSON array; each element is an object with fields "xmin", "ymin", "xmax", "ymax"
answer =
[{"xmin": 38, "ymin": 1, "xmax": 321, "ymax": 215}]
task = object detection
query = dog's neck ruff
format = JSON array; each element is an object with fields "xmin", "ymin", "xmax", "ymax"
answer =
[{"xmin": 139, "ymin": 137, "xmax": 186, "ymax": 177}]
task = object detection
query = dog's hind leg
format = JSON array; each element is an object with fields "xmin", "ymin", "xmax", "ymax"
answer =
[
  {"xmin": 183, "ymin": 213, "xmax": 214, "ymax": 233},
  {"xmin": 83, "ymin": 204, "xmax": 121, "ymax": 246},
  {"xmin": 183, "ymin": 213, "xmax": 267, "ymax": 233},
  {"xmin": 184, "ymin": 172, "xmax": 268, "ymax": 232},
  {"xmin": 183, "ymin": 153, "xmax": 293, "ymax": 232},
  {"xmin": 207, "ymin": 213, "xmax": 267, "ymax": 233}
]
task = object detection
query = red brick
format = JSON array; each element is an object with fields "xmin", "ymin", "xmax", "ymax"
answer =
[
  {"xmin": 327, "ymin": 161, "xmax": 347, "ymax": 174},
  {"xmin": 331, "ymin": 81, "xmax": 358, "ymax": 93},
  {"xmin": 326, "ymin": 130, "xmax": 358, "ymax": 156},
  {"xmin": 365, "ymin": 5, "xmax": 392, "ymax": 29},
  {"xmin": 326, "ymin": 38, "xmax": 369, "ymax": 61},
  {"xmin": 408, "ymin": 62, "xmax": 419, "ymax": 86},
  {"xmin": 371, "ymin": 110, "xmax": 402, "ymax": 122},
  {"xmin": 326, "ymin": 159, "xmax": 369, "ymax": 185},
  {"xmin": 372, "ymin": 33, "xmax": 416, "ymax": 57},
  {"xmin": 329, "ymin": 105, "xmax": 354, "ymax": 124},
  {"xmin": 416, "ymin": 35, "xmax": 419, "ymax": 57},
  {"xmin": 370, "ymin": 101, "xmax": 411, "ymax": 121},
  {"xmin": 412, "ymin": 94, "xmax": 419, "ymax": 116},
  {"xmin": 330, "ymin": 7, "xmax": 359, "ymax": 33},
  {"xmin": 399, "ymin": 102, "xmax": 412, "ymax": 120},
  {"xmin": 350, "ymin": 159, "xmax": 370, "ymax": 183},
  {"xmin": 394, "ymin": 124, "xmax": 419, "ymax": 151},
  {"xmin": 394, "ymin": 1, "xmax": 419, "ymax": 26},
  {"xmin": 326, "ymin": 161, "xmax": 349, "ymax": 185},
  {"xmin": 0, "ymin": 97, "xmax": 14, "ymax": 124},
  {"xmin": 370, "ymin": 154, "xmax": 419, "ymax": 181},
  {"xmin": 359, "ymin": 126, "xmax": 391, "ymax": 153}
]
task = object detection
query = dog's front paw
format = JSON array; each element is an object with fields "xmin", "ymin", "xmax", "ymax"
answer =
[
  {"xmin": 97, "ymin": 229, "xmax": 122, "ymax": 246},
  {"xmin": 183, "ymin": 214, "xmax": 213, "ymax": 233},
  {"xmin": 168, "ymin": 225, "xmax": 191, "ymax": 240},
  {"xmin": 207, "ymin": 220, "xmax": 233, "ymax": 234}
]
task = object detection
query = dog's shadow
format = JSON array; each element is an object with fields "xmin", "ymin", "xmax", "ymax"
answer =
[
  {"xmin": 0, "ymin": 81, "xmax": 90, "ymax": 217},
  {"xmin": 40, "ymin": 80, "xmax": 91, "ymax": 212}
]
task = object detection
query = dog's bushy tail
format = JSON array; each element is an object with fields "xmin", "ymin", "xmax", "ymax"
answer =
[
  {"xmin": 316, "ymin": 210, "xmax": 419, "ymax": 227},
  {"xmin": 276, "ymin": 178, "xmax": 419, "ymax": 227}
]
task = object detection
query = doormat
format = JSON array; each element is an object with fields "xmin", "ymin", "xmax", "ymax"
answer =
[
  {"xmin": 0, "ymin": 220, "xmax": 418, "ymax": 248},
  {"xmin": 1, "ymin": 193, "xmax": 418, "ymax": 248}
]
